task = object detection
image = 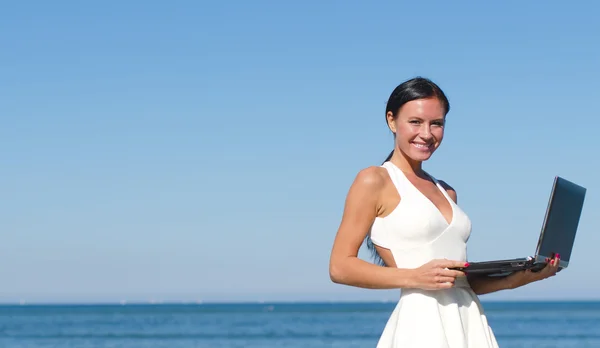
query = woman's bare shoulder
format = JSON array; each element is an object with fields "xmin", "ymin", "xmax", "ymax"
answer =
[{"xmin": 352, "ymin": 166, "xmax": 389, "ymax": 191}]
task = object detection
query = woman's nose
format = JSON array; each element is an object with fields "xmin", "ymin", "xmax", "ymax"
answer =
[{"xmin": 420, "ymin": 126, "xmax": 433, "ymax": 139}]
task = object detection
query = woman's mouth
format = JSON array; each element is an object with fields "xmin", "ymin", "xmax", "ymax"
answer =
[{"xmin": 411, "ymin": 142, "xmax": 433, "ymax": 151}]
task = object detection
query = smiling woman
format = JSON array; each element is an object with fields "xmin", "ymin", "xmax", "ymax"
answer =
[
  {"xmin": 382, "ymin": 79, "xmax": 449, "ymax": 165},
  {"xmin": 328, "ymin": 77, "xmax": 560, "ymax": 347}
]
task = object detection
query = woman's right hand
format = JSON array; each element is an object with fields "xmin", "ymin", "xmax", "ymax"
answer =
[{"xmin": 410, "ymin": 259, "xmax": 469, "ymax": 290}]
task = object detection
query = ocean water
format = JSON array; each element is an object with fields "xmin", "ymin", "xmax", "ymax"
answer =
[{"xmin": 1, "ymin": 301, "xmax": 599, "ymax": 347}]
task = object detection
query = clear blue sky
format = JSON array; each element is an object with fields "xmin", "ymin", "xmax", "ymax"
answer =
[{"xmin": 2, "ymin": 1, "xmax": 599, "ymax": 303}]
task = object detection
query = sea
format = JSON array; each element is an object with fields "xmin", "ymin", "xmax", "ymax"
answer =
[{"xmin": 1, "ymin": 301, "xmax": 599, "ymax": 348}]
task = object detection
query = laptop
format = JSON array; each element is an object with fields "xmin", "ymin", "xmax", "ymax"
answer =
[{"xmin": 455, "ymin": 176, "xmax": 587, "ymax": 276}]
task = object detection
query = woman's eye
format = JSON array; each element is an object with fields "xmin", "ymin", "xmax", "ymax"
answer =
[{"xmin": 409, "ymin": 120, "xmax": 444, "ymax": 126}]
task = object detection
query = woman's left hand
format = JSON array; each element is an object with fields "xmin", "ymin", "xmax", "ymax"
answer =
[{"xmin": 505, "ymin": 254, "xmax": 560, "ymax": 289}]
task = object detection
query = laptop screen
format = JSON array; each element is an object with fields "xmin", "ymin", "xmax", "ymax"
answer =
[{"xmin": 535, "ymin": 177, "xmax": 586, "ymax": 265}]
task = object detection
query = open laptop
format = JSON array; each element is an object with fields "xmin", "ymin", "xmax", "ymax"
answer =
[{"xmin": 455, "ymin": 176, "xmax": 587, "ymax": 276}]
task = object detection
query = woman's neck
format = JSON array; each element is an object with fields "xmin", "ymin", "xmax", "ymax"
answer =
[{"xmin": 390, "ymin": 150, "xmax": 423, "ymax": 176}]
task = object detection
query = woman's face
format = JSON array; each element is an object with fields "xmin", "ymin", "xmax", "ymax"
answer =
[{"xmin": 387, "ymin": 97, "xmax": 446, "ymax": 163}]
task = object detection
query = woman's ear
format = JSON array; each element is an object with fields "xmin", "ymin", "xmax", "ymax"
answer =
[{"xmin": 386, "ymin": 111, "xmax": 396, "ymax": 134}]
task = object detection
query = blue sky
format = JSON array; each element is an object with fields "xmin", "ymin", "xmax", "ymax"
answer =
[{"xmin": 2, "ymin": 1, "xmax": 599, "ymax": 303}]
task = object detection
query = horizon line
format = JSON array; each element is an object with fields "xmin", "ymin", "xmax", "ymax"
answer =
[{"xmin": 2, "ymin": 298, "xmax": 600, "ymax": 306}]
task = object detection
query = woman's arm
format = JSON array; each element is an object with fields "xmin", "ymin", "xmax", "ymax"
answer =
[
  {"xmin": 467, "ymin": 274, "xmax": 513, "ymax": 295},
  {"xmin": 329, "ymin": 167, "xmax": 416, "ymax": 289},
  {"xmin": 468, "ymin": 258, "xmax": 559, "ymax": 295}
]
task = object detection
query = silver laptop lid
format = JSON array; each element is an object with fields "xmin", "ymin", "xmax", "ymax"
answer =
[{"xmin": 534, "ymin": 176, "xmax": 587, "ymax": 268}]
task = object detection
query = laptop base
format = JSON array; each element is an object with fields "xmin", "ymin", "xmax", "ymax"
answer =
[{"xmin": 453, "ymin": 257, "xmax": 548, "ymax": 276}]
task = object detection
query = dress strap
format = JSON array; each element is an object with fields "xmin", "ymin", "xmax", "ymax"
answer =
[{"xmin": 381, "ymin": 161, "xmax": 409, "ymax": 196}]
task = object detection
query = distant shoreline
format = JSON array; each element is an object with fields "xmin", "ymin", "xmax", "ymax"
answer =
[{"xmin": 1, "ymin": 299, "xmax": 599, "ymax": 306}]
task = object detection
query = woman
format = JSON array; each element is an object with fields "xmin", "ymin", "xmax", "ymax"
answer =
[{"xmin": 328, "ymin": 77, "xmax": 560, "ymax": 347}]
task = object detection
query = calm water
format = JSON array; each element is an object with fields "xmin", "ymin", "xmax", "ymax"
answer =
[{"xmin": 1, "ymin": 301, "xmax": 599, "ymax": 347}]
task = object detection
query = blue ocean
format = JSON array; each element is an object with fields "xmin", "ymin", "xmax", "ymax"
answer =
[{"xmin": 1, "ymin": 301, "xmax": 599, "ymax": 347}]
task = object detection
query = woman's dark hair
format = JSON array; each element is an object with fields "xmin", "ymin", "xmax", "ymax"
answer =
[{"xmin": 364, "ymin": 76, "xmax": 450, "ymax": 266}]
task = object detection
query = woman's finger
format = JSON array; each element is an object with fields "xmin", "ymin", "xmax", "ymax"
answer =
[
  {"xmin": 552, "ymin": 255, "xmax": 561, "ymax": 273},
  {"xmin": 542, "ymin": 255, "xmax": 560, "ymax": 278},
  {"xmin": 435, "ymin": 275, "xmax": 456, "ymax": 284},
  {"xmin": 440, "ymin": 269, "xmax": 465, "ymax": 278}
]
